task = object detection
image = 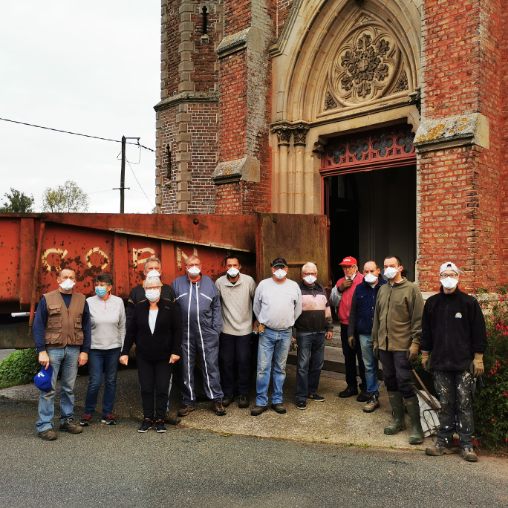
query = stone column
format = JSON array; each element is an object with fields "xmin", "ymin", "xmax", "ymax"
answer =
[
  {"xmin": 293, "ymin": 124, "xmax": 309, "ymax": 214},
  {"xmin": 275, "ymin": 126, "xmax": 292, "ymax": 213}
]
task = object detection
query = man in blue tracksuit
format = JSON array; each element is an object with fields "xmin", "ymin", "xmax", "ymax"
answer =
[
  {"xmin": 348, "ymin": 260, "xmax": 386, "ymax": 413},
  {"xmin": 172, "ymin": 255, "xmax": 226, "ymax": 417}
]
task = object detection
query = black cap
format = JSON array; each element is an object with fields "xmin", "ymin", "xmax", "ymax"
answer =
[{"xmin": 271, "ymin": 257, "xmax": 288, "ymax": 267}]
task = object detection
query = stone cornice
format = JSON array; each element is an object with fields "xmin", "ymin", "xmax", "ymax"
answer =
[
  {"xmin": 212, "ymin": 156, "xmax": 260, "ymax": 185},
  {"xmin": 216, "ymin": 28, "xmax": 250, "ymax": 59},
  {"xmin": 414, "ymin": 113, "xmax": 490, "ymax": 153},
  {"xmin": 154, "ymin": 91, "xmax": 219, "ymax": 112}
]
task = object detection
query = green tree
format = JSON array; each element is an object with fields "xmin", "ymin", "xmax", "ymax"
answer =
[
  {"xmin": 0, "ymin": 188, "xmax": 34, "ymax": 212},
  {"xmin": 42, "ymin": 180, "xmax": 89, "ymax": 212}
]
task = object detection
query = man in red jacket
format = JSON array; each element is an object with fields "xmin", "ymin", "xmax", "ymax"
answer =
[{"xmin": 330, "ymin": 256, "xmax": 367, "ymax": 400}]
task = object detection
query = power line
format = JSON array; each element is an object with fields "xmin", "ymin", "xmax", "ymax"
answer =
[
  {"xmin": 127, "ymin": 161, "xmax": 152, "ymax": 206},
  {"xmin": 0, "ymin": 116, "xmax": 155, "ymax": 152}
]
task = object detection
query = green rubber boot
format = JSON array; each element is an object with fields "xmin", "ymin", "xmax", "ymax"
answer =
[
  {"xmin": 384, "ymin": 392, "xmax": 406, "ymax": 435},
  {"xmin": 405, "ymin": 396, "xmax": 424, "ymax": 445}
]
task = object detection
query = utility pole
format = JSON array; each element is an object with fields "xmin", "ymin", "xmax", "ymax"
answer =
[
  {"xmin": 115, "ymin": 135, "xmax": 139, "ymax": 213},
  {"xmin": 120, "ymin": 136, "xmax": 126, "ymax": 213}
]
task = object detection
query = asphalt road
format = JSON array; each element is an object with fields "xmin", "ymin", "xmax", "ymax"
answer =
[{"xmin": 1, "ymin": 399, "xmax": 506, "ymax": 508}]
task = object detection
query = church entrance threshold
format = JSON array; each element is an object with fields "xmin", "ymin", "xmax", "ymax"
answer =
[{"xmin": 321, "ymin": 126, "xmax": 416, "ymax": 283}]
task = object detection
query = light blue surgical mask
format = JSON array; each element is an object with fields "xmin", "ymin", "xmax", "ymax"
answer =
[{"xmin": 95, "ymin": 286, "xmax": 108, "ymax": 298}]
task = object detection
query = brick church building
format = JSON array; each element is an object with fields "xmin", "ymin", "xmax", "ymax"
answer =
[{"xmin": 154, "ymin": 0, "xmax": 507, "ymax": 294}]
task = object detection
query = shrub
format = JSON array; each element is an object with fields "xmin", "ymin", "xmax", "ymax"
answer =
[
  {"xmin": 474, "ymin": 291, "xmax": 508, "ymax": 450},
  {"xmin": 0, "ymin": 348, "xmax": 39, "ymax": 389}
]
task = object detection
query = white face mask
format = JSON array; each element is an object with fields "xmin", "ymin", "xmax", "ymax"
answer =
[
  {"xmin": 440, "ymin": 277, "xmax": 458, "ymax": 290},
  {"xmin": 145, "ymin": 289, "xmax": 161, "ymax": 302},
  {"xmin": 227, "ymin": 268, "xmax": 240, "ymax": 278},
  {"xmin": 384, "ymin": 267, "xmax": 399, "ymax": 280},
  {"xmin": 274, "ymin": 269, "xmax": 287, "ymax": 280},
  {"xmin": 59, "ymin": 278, "xmax": 75, "ymax": 291},
  {"xmin": 364, "ymin": 273, "xmax": 378, "ymax": 284},
  {"xmin": 146, "ymin": 269, "xmax": 161, "ymax": 278},
  {"xmin": 187, "ymin": 266, "xmax": 201, "ymax": 277},
  {"xmin": 303, "ymin": 275, "xmax": 317, "ymax": 285}
]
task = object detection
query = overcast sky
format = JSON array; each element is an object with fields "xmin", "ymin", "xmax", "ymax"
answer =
[{"xmin": 0, "ymin": 1, "xmax": 160, "ymax": 213}]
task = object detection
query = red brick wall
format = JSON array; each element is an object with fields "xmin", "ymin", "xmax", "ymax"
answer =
[
  {"xmin": 419, "ymin": 0, "xmax": 505, "ymax": 292},
  {"xmin": 224, "ymin": 0, "xmax": 251, "ymax": 35},
  {"xmin": 218, "ymin": 52, "xmax": 248, "ymax": 162},
  {"xmin": 501, "ymin": 4, "xmax": 508, "ymax": 289},
  {"xmin": 161, "ymin": 0, "xmax": 180, "ymax": 100},
  {"xmin": 156, "ymin": 108, "xmax": 178, "ymax": 212},
  {"xmin": 188, "ymin": 101, "xmax": 218, "ymax": 213}
]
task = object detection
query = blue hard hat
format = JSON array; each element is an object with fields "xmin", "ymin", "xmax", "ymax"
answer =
[{"xmin": 33, "ymin": 365, "xmax": 53, "ymax": 392}]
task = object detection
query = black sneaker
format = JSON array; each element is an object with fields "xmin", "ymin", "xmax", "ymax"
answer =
[
  {"xmin": 79, "ymin": 413, "xmax": 93, "ymax": 426},
  {"xmin": 154, "ymin": 419, "xmax": 167, "ymax": 433},
  {"xmin": 338, "ymin": 386, "xmax": 358, "ymax": 398},
  {"xmin": 101, "ymin": 413, "xmax": 117, "ymax": 425},
  {"xmin": 138, "ymin": 418, "xmax": 153, "ymax": 433},
  {"xmin": 308, "ymin": 393, "xmax": 325, "ymax": 402},
  {"xmin": 296, "ymin": 401, "xmax": 307, "ymax": 410}
]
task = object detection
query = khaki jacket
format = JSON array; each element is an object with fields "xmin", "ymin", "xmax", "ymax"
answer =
[
  {"xmin": 372, "ymin": 278, "xmax": 424, "ymax": 351},
  {"xmin": 44, "ymin": 290, "xmax": 86, "ymax": 347}
]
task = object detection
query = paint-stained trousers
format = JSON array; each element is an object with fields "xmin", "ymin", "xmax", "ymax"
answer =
[
  {"xmin": 433, "ymin": 370, "xmax": 475, "ymax": 448},
  {"xmin": 181, "ymin": 332, "xmax": 223, "ymax": 406}
]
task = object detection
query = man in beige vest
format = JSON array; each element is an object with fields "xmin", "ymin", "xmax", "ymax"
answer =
[{"xmin": 33, "ymin": 268, "xmax": 91, "ymax": 440}]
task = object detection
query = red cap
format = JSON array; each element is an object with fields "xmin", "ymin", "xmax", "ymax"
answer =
[{"xmin": 339, "ymin": 256, "xmax": 357, "ymax": 266}]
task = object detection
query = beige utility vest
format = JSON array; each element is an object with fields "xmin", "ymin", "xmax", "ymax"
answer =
[{"xmin": 44, "ymin": 290, "xmax": 86, "ymax": 347}]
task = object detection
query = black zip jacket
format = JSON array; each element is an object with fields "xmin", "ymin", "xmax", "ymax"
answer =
[{"xmin": 421, "ymin": 288, "xmax": 487, "ymax": 371}]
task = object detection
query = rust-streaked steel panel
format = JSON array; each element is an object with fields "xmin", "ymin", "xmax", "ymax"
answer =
[{"xmin": 0, "ymin": 213, "xmax": 257, "ymax": 313}]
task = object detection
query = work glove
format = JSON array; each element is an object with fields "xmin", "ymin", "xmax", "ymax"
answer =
[
  {"xmin": 348, "ymin": 335, "xmax": 356, "ymax": 349},
  {"xmin": 473, "ymin": 353, "xmax": 484, "ymax": 377},
  {"xmin": 421, "ymin": 351, "xmax": 430, "ymax": 371},
  {"xmin": 408, "ymin": 342, "xmax": 419, "ymax": 362}
]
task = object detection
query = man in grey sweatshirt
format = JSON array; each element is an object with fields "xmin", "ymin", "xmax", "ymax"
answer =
[{"xmin": 251, "ymin": 257, "xmax": 302, "ymax": 416}]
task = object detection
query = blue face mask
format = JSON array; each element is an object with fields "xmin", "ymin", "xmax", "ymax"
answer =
[{"xmin": 95, "ymin": 286, "xmax": 108, "ymax": 298}]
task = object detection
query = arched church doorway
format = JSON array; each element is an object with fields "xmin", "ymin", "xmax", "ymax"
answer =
[{"xmin": 322, "ymin": 125, "xmax": 416, "ymax": 283}]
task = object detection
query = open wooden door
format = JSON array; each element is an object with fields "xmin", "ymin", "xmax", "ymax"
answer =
[{"xmin": 256, "ymin": 214, "xmax": 330, "ymax": 287}]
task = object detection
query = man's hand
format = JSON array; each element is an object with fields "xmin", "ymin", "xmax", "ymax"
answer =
[
  {"xmin": 473, "ymin": 353, "xmax": 484, "ymax": 377},
  {"xmin": 348, "ymin": 335, "xmax": 356, "ymax": 349},
  {"xmin": 119, "ymin": 355, "xmax": 129, "ymax": 366},
  {"xmin": 257, "ymin": 323, "xmax": 265, "ymax": 334},
  {"xmin": 408, "ymin": 342, "xmax": 419, "ymax": 362},
  {"xmin": 421, "ymin": 351, "xmax": 430, "ymax": 371},
  {"xmin": 38, "ymin": 351, "xmax": 50, "ymax": 369},
  {"xmin": 325, "ymin": 331, "xmax": 333, "ymax": 341},
  {"xmin": 373, "ymin": 344, "xmax": 379, "ymax": 359},
  {"xmin": 169, "ymin": 354, "xmax": 180, "ymax": 364},
  {"xmin": 78, "ymin": 352, "xmax": 88, "ymax": 367},
  {"xmin": 338, "ymin": 279, "xmax": 353, "ymax": 292}
]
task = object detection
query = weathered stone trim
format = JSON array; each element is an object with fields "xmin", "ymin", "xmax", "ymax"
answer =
[
  {"xmin": 212, "ymin": 156, "xmax": 260, "ymax": 185},
  {"xmin": 414, "ymin": 113, "xmax": 490, "ymax": 152},
  {"xmin": 154, "ymin": 91, "xmax": 219, "ymax": 112},
  {"xmin": 216, "ymin": 28, "xmax": 250, "ymax": 59}
]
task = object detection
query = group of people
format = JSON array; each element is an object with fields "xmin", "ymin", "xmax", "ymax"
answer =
[{"xmin": 33, "ymin": 252, "xmax": 487, "ymax": 462}]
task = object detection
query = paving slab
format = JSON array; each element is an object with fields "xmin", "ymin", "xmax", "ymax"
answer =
[{"xmin": 0, "ymin": 364, "xmax": 427, "ymax": 452}]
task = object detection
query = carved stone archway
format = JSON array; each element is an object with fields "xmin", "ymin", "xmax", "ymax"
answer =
[{"xmin": 270, "ymin": 0, "xmax": 422, "ymax": 213}]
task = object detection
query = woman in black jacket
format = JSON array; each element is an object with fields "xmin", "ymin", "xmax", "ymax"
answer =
[{"xmin": 119, "ymin": 276, "xmax": 181, "ymax": 433}]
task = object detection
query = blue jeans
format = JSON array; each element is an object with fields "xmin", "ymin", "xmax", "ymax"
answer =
[
  {"xmin": 84, "ymin": 348, "xmax": 121, "ymax": 416},
  {"xmin": 359, "ymin": 334, "xmax": 379, "ymax": 395},
  {"xmin": 255, "ymin": 327, "xmax": 292, "ymax": 406},
  {"xmin": 36, "ymin": 346, "xmax": 80, "ymax": 433},
  {"xmin": 295, "ymin": 331, "xmax": 325, "ymax": 403}
]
